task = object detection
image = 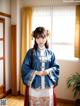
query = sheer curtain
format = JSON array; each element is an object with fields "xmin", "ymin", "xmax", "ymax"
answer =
[
  {"xmin": 32, "ymin": 6, "xmax": 76, "ymax": 60},
  {"xmin": 32, "ymin": 7, "xmax": 52, "ymax": 31},
  {"xmin": 32, "ymin": 7, "xmax": 52, "ymax": 48},
  {"xmin": 20, "ymin": 7, "xmax": 32, "ymax": 95}
]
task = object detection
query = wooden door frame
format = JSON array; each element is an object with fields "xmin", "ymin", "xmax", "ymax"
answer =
[{"xmin": 11, "ymin": 25, "xmax": 17, "ymax": 95}]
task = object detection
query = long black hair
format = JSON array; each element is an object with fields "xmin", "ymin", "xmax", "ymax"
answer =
[{"xmin": 32, "ymin": 27, "xmax": 49, "ymax": 50}]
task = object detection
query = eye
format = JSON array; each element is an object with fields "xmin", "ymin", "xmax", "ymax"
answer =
[
  {"xmin": 36, "ymin": 37, "xmax": 39, "ymax": 39},
  {"xmin": 42, "ymin": 36, "xmax": 46, "ymax": 39},
  {"xmin": 43, "ymin": 37, "xmax": 45, "ymax": 39}
]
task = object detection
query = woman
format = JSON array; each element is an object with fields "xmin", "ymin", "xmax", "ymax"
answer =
[{"xmin": 22, "ymin": 27, "xmax": 60, "ymax": 106}]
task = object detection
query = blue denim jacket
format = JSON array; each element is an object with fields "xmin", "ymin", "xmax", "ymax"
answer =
[{"xmin": 22, "ymin": 48, "xmax": 60, "ymax": 89}]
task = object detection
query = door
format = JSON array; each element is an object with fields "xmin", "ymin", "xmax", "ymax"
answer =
[{"xmin": 0, "ymin": 18, "xmax": 5, "ymax": 98}]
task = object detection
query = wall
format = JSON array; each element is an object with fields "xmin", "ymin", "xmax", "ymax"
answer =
[
  {"xmin": 11, "ymin": 0, "xmax": 80, "ymax": 100},
  {"xmin": 56, "ymin": 60, "xmax": 80, "ymax": 100},
  {"xmin": 0, "ymin": 0, "xmax": 11, "ymax": 14},
  {"xmin": 10, "ymin": 0, "xmax": 17, "ymax": 24},
  {"xmin": 20, "ymin": 0, "xmax": 79, "ymax": 7},
  {"xmin": 16, "ymin": 0, "xmax": 21, "ymax": 91},
  {"xmin": 0, "ymin": 0, "xmax": 11, "ymax": 91}
]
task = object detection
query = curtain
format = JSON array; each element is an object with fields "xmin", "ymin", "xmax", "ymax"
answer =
[
  {"xmin": 20, "ymin": 7, "xmax": 32, "ymax": 95},
  {"xmin": 74, "ymin": 5, "xmax": 80, "ymax": 58}
]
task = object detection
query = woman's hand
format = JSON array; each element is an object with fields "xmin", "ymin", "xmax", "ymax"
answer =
[{"xmin": 35, "ymin": 71, "xmax": 48, "ymax": 76}]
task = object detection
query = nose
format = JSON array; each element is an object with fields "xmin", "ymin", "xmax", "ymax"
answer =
[{"xmin": 39, "ymin": 38, "xmax": 43, "ymax": 43}]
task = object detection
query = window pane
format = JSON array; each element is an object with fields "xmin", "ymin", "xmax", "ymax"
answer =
[
  {"xmin": 0, "ymin": 23, "xmax": 3, "ymax": 38},
  {"xmin": 0, "ymin": 41, "xmax": 3, "ymax": 57},
  {"xmin": 32, "ymin": 7, "xmax": 51, "ymax": 31},
  {"xmin": 32, "ymin": 16, "xmax": 51, "ymax": 32},
  {"xmin": 32, "ymin": 6, "xmax": 76, "ymax": 60},
  {"xmin": 0, "ymin": 60, "xmax": 3, "ymax": 85},
  {"xmin": 51, "ymin": 6, "xmax": 75, "ymax": 44},
  {"xmin": 50, "ymin": 44, "xmax": 74, "ymax": 60}
]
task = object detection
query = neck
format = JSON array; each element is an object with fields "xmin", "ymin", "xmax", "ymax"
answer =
[{"xmin": 38, "ymin": 45, "xmax": 45, "ymax": 50}]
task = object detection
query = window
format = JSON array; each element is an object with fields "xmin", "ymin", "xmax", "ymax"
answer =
[{"xmin": 32, "ymin": 6, "xmax": 76, "ymax": 60}]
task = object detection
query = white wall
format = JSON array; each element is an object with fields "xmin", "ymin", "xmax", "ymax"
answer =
[
  {"xmin": 0, "ymin": 0, "xmax": 11, "ymax": 14},
  {"xmin": 10, "ymin": 0, "xmax": 17, "ymax": 24},
  {"xmin": 0, "ymin": 0, "xmax": 11, "ymax": 91},
  {"xmin": 21, "ymin": 0, "xmax": 62, "ymax": 7},
  {"xmin": 16, "ymin": 0, "xmax": 21, "ymax": 91},
  {"xmin": 11, "ymin": 0, "xmax": 80, "ymax": 100},
  {"xmin": 56, "ymin": 60, "xmax": 80, "ymax": 100},
  {"xmin": 20, "ymin": 0, "xmax": 79, "ymax": 7}
]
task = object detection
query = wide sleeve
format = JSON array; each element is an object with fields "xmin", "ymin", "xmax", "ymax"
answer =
[
  {"xmin": 46, "ymin": 53, "xmax": 60, "ymax": 86},
  {"xmin": 22, "ymin": 49, "xmax": 36, "ymax": 86}
]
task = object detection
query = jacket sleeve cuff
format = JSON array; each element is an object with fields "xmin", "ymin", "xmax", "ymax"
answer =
[
  {"xmin": 46, "ymin": 68, "xmax": 56, "ymax": 82},
  {"xmin": 46, "ymin": 68, "xmax": 53, "ymax": 75},
  {"xmin": 28, "ymin": 70, "xmax": 37, "ymax": 86}
]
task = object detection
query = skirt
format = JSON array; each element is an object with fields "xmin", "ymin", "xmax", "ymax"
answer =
[
  {"xmin": 29, "ymin": 87, "xmax": 54, "ymax": 106},
  {"xmin": 24, "ymin": 86, "xmax": 57, "ymax": 106}
]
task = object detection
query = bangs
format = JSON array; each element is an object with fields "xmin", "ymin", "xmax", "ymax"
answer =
[{"xmin": 36, "ymin": 34, "xmax": 47, "ymax": 38}]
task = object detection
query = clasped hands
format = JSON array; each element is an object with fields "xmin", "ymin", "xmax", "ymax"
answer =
[{"xmin": 35, "ymin": 71, "xmax": 48, "ymax": 76}]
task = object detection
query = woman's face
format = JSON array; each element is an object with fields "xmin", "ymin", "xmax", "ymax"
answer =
[{"xmin": 36, "ymin": 36, "xmax": 47, "ymax": 48}]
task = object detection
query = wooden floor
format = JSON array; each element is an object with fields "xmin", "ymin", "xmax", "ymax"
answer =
[
  {"xmin": 4, "ymin": 95, "xmax": 24, "ymax": 106},
  {"xmin": 3, "ymin": 95, "xmax": 75, "ymax": 106}
]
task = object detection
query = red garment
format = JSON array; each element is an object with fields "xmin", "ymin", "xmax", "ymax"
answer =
[
  {"xmin": 53, "ymin": 83, "xmax": 57, "ymax": 106},
  {"xmin": 24, "ymin": 86, "xmax": 57, "ymax": 106}
]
